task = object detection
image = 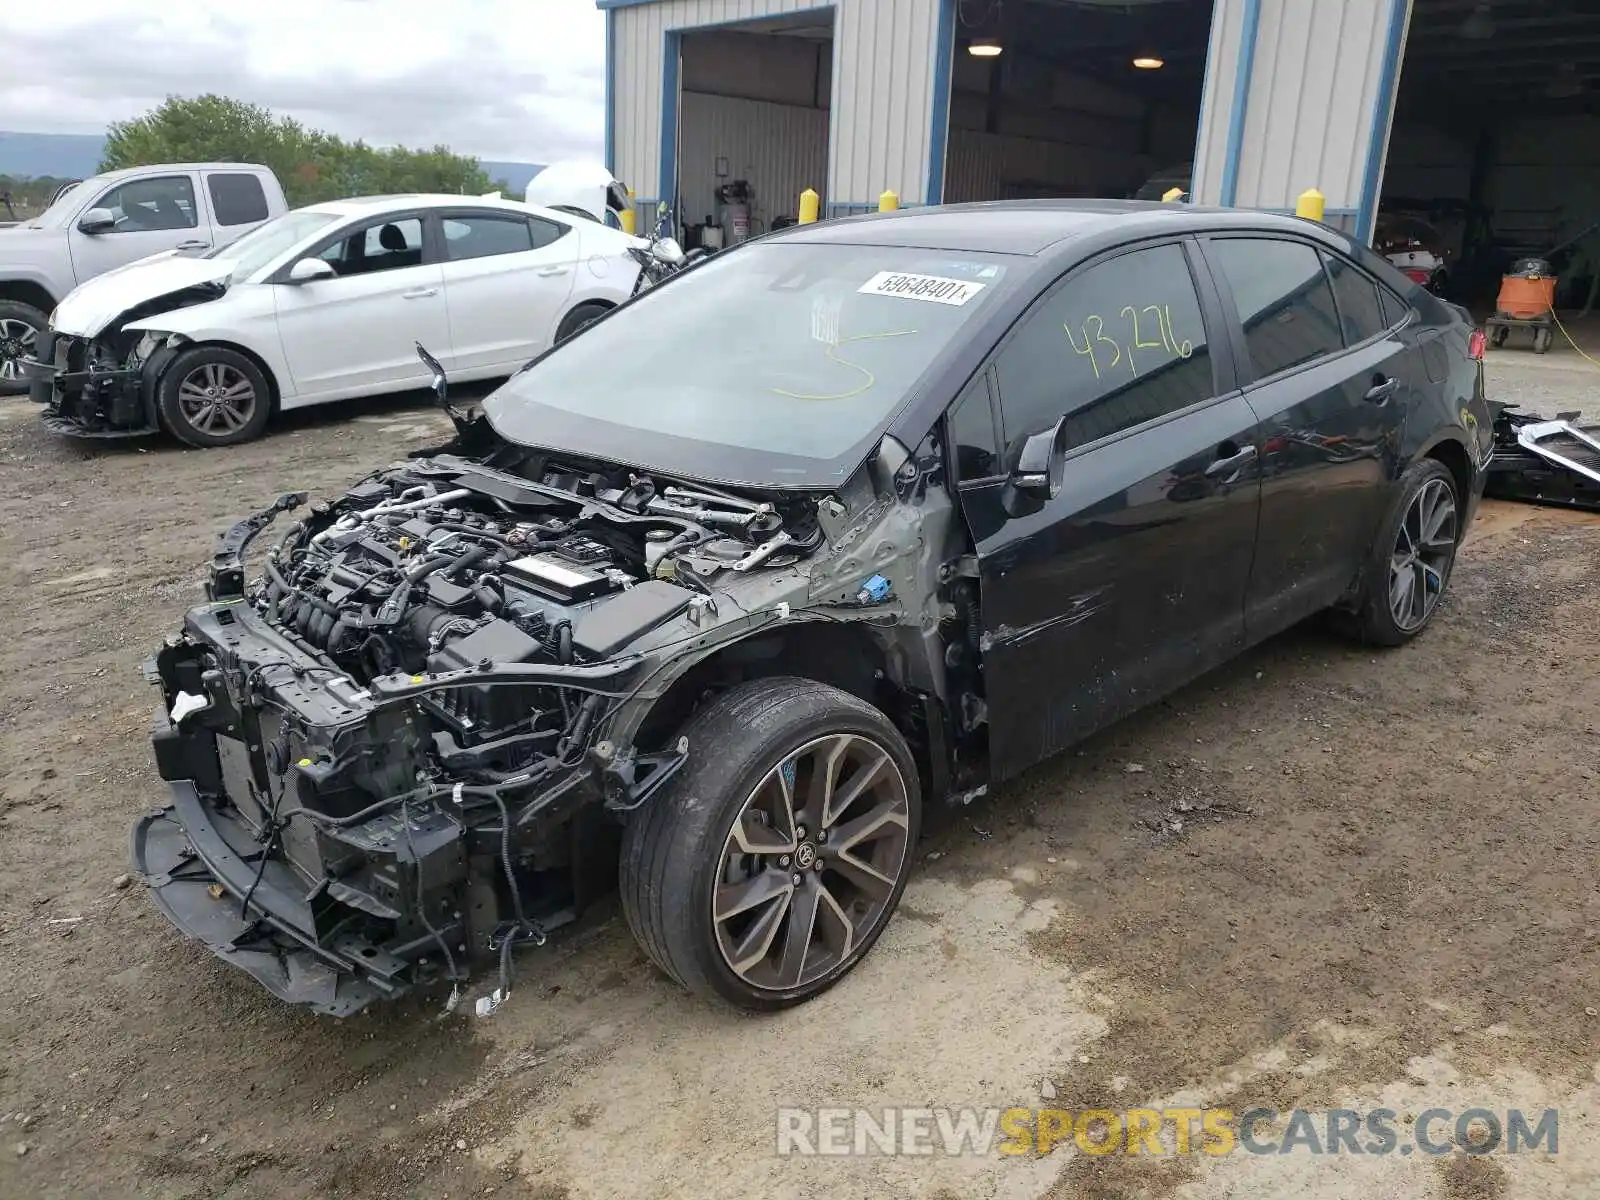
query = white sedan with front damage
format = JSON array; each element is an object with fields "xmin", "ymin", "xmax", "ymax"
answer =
[{"xmin": 25, "ymin": 194, "xmax": 646, "ymax": 447}]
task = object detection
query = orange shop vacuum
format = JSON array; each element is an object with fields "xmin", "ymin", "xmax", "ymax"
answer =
[{"xmin": 1485, "ymin": 257, "xmax": 1557, "ymax": 354}]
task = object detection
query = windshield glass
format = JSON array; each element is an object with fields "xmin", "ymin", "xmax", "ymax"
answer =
[
  {"xmin": 25, "ymin": 181, "xmax": 85, "ymax": 228},
  {"xmin": 202, "ymin": 210, "xmax": 341, "ymax": 278},
  {"xmin": 485, "ymin": 242, "xmax": 1011, "ymax": 486}
]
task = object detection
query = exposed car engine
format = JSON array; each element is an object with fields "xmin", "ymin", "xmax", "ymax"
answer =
[{"xmin": 138, "ymin": 448, "xmax": 841, "ymax": 1016}]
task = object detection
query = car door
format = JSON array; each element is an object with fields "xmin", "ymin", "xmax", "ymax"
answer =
[
  {"xmin": 1201, "ymin": 236, "xmax": 1411, "ymax": 640},
  {"xmin": 67, "ymin": 172, "xmax": 211, "ymax": 282},
  {"xmin": 271, "ymin": 213, "xmax": 450, "ymax": 398},
  {"xmin": 956, "ymin": 239, "xmax": 1265, "ymax": 782},
  {"xmin": 435, "ymin": 210, "xmax": 577, "ymax": 374}
]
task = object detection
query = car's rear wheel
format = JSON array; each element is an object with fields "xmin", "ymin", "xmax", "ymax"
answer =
[
  {"xmin": 555, "ymin": 302, "xmax": 611, "ymax": 343},
  {"xmin": 620, "ymin": 676, "xmax": 921, "ymax": 1011},
  {"xmin": 157, "ymin": 346, "xmax": 272, "ymax": 447},
  {"xmin": 0, "ymin": 301, "xmax": 48, "ymax": 397},
  {"xmin": 1347, "ymin": 458, "xmax": 1460, "ymax": 646}
]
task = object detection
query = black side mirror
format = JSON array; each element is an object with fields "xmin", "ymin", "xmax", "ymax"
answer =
[{"xmin": 1004, "ymin": 416, "xmax": 1070, "ymax": 515}]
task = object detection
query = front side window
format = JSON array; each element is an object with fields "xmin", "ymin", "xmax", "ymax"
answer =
[
  {"xmin": 1324, "ymin": 252, "xmax": 1388, "ymax": 345},
  {"xmin": 207, "ymin": 173, "xmax": 270, "ymax": 226},
  {"xmin": 1210, "ymin": 238, "xmax": 1343, "ymax": 379},
  {"xmin": 318, "ymin": 218, "xmax": 425, "ymax": 276},
  {"xmin": 94, "ymin": 175, "xmax": 198, "ymax": 232},
  {"xmin": 993, "ymin": 242, "xmax": 1215, "ymax": 460}
]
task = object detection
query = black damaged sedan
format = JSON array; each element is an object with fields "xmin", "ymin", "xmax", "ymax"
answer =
[{"xmin": 140, "ymin": 202, "xmax": 1492, "ymax": 1016}]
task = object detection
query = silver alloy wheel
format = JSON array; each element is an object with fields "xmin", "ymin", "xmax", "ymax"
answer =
[
  {"xmin": 1390, "ymin": 477, "xmax": 1457, "ymax": 631},
  {"xmin": 0, "ymin": 317, "xmax": 38, "ymax": 382},
  {"xmin": 177, "ymin": 362, "xmax": 257, "ymax": 435},
  {"xmin": 713, "ymin": 732, "xmax": 912, "ymax": 991}
]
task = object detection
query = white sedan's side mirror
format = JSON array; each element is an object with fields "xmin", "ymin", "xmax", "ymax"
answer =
[{"xmin": 287, "ymin": 258, "xmax": 337, "ymax": 284}]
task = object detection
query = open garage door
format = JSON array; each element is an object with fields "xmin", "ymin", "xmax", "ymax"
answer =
[
  {"xmin": 938, "ymin": 0, "xmax": 1215, "ymax": 204},
  {"xmin": 667, "ymin": 10, "xmax": 834, "ymax": 251},
  {"xmin": 1382, "ymin": 0, "xmax": 1600, "ymax": 352}
]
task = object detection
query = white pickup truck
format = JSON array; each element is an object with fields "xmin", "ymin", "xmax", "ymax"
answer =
[{"xmin": 0, "ymin": 162, "xmax": 288, "ymax": 393}]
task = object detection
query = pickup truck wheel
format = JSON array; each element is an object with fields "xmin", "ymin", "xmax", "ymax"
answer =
[
  {"xmin": 157, "ymin": 347, "xmax": 272, "ymax": 447},
  {"xmin": 620, "ymin": 677, "xmax": 921, "ymax": 1011},
  {"xmin": 0, "ymin": 301, "xmax": 48, "ymax": 397}
]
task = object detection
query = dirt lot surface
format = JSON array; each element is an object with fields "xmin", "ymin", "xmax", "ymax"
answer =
[{"xmin": 3, "ymin": 381, "xmax": 1600, "ymax": 1200}]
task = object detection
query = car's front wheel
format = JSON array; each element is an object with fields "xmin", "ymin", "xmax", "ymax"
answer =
[
  {"xmin": 620, "ymin": 677, "xmax": 921, "ymax": 1011},
  {"xmin": 0, "ymin": 300, "xmax": 49, "ymax": 397},
  {"xmin": 156, "ymin": 346, "xmax": 272, "ymax": 447},
  {"xmin": 1348, "ymin": 458, "xmax": 1461, "ymax": 646}
]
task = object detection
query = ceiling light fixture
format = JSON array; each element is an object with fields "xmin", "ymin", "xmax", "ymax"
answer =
[
  {"xmin": 1133, "ymin": 55, "xmax": 1165, "ymax": 69},
  {"xmin": 968, "ymin": 36, "xmax": 1003, "ymax": 57}
]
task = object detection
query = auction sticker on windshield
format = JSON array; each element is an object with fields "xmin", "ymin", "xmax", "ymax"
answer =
[{"xmin": 858, "ymin": 270, "xmax": 987, "ymax": 306}]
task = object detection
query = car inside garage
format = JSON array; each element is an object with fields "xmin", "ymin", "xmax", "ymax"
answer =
[
  {"xmin": 1380, "ymin": 0, "xmax": 1600, "ymax": 349},
  {"xmin": 668, "ymin": 10, "xmax": 834, "ymax": 250},
  {"xmin": 941, "ymin": 0, "xmax": 1215, "ymax": 204}
]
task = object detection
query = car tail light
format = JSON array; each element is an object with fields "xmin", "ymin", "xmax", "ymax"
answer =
[
  {"xmin": 1403, "ymin": 267, "xmax": 1431, "ymax": 285},
  {"xmin": 1468, "ymin": 329, "xmax": 1487, "ymax": 360}
]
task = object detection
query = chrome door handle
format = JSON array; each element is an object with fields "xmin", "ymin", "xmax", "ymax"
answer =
[
  {"xmin": 536, "ymin": 266, "xmax": 568, "ymax": 277},
  {"xmin": 176, "ymin": 239, "xmax": 210, "ymax": 250},
  {"xmin": 1365, "ymin": 376, "xmax": 1400, "ymax": 404},
  {"xmin": 1204, "ymin": 444, "xmax": 1258, "ymax": 478},
  {"xmin": 401, "ymin": 287, "xmax": 439, "ymax": 299}
]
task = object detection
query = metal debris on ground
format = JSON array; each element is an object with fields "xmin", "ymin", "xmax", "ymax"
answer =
[{"xmin": 1485, "ymin": 401, "xmax": 1600, "ymax": 512}]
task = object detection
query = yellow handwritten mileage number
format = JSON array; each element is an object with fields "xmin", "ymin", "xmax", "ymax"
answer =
[{"xmin": 1065, "ymin": 304, "xmax": 1194, "ymax": 380}]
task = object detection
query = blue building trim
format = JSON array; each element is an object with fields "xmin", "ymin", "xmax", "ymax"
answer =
[
  {"xmin": 926, "ymin": 0, "xmax": 956, "ymax": 205},
  {"xmin": 1219, "ymin": 0, "xmax": 1262, "ymax": 207},
  {"xmin": 604, "ymin": 8, "xmax": 616, "ymax": 176},
  {"xmin": 596, "ymin": 0, "xmax": 662, "ymax": 9},
  {"xmin": 1355, "ymin": 0, "xmax": 1410, "ymax": 245}
]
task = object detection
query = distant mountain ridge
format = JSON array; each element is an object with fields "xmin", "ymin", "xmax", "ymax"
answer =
[{"xmin": 0, "ymin": 131, "xmax": 546, "ymax": 192}]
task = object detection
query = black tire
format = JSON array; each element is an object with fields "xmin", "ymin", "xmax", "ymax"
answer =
[
  {"xmin": 619, "ymin": 676, "xmax": 922, "ymax": 1011},
  {"xmin": 1345, "ymin": 458, "xmax": 1461, "ymax": 647},
  {"xmin": 1533, "ymin": 326, "xmax": 1553, "ymax": 354},
  {"xmin": 156, "ymin": 346, "xmax": 273, "ymax": 447},
  {"xmin": 1489, "ymin": 325, "xmax": 1508, "ymax": 348},
  {"xmin": 555, "ymin": 302, "xmax": 611, "ymax": 343},
  {"xmin": 0, "ymin": 299, "xmax": 50, "ymax": 397}
]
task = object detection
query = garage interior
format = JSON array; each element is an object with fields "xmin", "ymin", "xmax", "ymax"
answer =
[
  {"xmin": 1381, "ymin": 0, "xmax": 1600, "ymax": 348},
  {"xmin": 672, "ymin": 10, "xmax": 833, "ymax": 250},
  {"xmin": 942, "ymin": 0, "xmax": 1215, "ymax": 204}
]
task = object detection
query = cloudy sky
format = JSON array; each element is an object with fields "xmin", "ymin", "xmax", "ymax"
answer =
[{"xmin": 3, "ymin": 0, "xmax": 607, "ymax": 163}]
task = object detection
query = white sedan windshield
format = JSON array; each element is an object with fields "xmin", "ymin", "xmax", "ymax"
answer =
[
  {"xmin": 203, "ymin": 211, "xmax": 341, "ymax": 279},
  {"xmin": 485, "ymin": 243, "xmax": 1009, "ymax": 483}
]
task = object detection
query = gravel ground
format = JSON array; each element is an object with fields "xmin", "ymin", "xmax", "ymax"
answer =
[{"xmin": 2, "ymin": 379, "xmax": 1599, "ymax": 1200}]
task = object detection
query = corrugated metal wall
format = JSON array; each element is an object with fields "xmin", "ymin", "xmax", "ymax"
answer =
[
  {"xmin": 1193, "ymin": 0, "xmax": 1412, "ymax": 241},
  {"xmin": 827, "ymin": 0, "xmax": 943, "ymax": 209},
  {"xmin": 676, "ymin": 92, "xmax": 828, "ymax": 229},
  {"xmin": 609, "ymin": 0, "xmax": 947, "ymax": 216}
]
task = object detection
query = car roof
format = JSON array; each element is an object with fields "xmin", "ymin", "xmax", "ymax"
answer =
[
  {"xmin": 90, "ymin": 162, "xmax": 271, "ymax": 185},
  {"xmin": 769, "ymin": 199, "xmax": 1333, "ymax": 256},
  {"xmin": 296, "ymin": 193, "xmax": 575, "ymax": 222}
]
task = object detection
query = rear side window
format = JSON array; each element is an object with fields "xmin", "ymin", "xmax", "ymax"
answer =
[
  {"xmin": 207, "ymin": 173, "xmax": 269, "ymax": 226},
  {"xmin": 994, "ymin": 242, "xmax": 1215, "ymax": 458},
  {"xmin": 1323, "ymin": 253, "xmax": 1388, "ymax": 345},
  {"xmin": 443, "ymin": 215, "xmax": 538, "ymax": 261},
  {"xmin": 528, "ymin": 217, "xmax": 568, "ymax": 249},
  {"xmin": 1210, "ymin": 238, "xmax": 1343, "ymax": 378},
  {"xmin": 1379, "ymin": 287, "xmax": 1409, "ymax": 330}
]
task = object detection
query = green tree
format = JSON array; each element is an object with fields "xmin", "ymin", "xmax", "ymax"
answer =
[{"xmin": 100, "ymin": 94, "xmax": 492, "ymax": 207}]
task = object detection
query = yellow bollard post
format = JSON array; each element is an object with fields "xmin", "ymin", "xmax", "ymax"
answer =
[
  {"xmin": 1162, "ymin": 187, "xmax": 1185, "ymax": 203},
  {"xmin": 879, "ymin": 189, "xmax": 899, "ymax": 212},
  {"xmin": 1296, "ymin": 187, "xmax": 1326, "ymax": 223},
  {"xmin": 619, "ymin": 188, "xmax": 636, "ymax": 235},
  {"xmin": 798, "ymin": 188, "xmax": 820, "ymax": 224}
]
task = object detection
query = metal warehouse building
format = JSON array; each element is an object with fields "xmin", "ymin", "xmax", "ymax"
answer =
[{"xmin": 602, "ymin": 0, "xmax": 1600, "ymax": 310}]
